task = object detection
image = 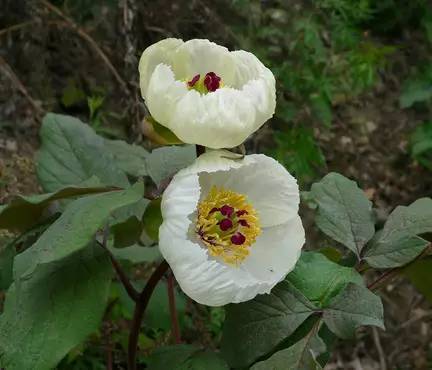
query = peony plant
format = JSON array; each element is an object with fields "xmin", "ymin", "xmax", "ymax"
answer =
[{"xmin": 0, "ymin": 38, "xmax": 431, "ymax": 370}]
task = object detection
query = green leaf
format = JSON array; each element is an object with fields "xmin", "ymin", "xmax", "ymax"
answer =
[
  {"xmin": 251, "ymin": 335, "xmax": 323, "ymax": 370},
  {"xmin": 145, "ymin": 281, "xmax": 186, "ymax": 331},
  {"xmin": 287, "ymin": 252, "xmax": 363, "ymax": 307},
  {"xmin": 0, "ymin": 183, "xmax": 117, "ymax": 232},
  {"xmin": 0, "ymin": 244, "xmax": 112, "ymax": 370},
  {"xmin": 310, "ymin": 93, "xmax": 332, "ymax": 127},
  {"xmin": 271, "ymin": 128, "xmax": 325, "ymax": 183},
  {"xmin": 109, "ymin": 245, "xmax": 161, "ymax": 264},
  {"xmin": 14, "ymin": 182, "xmax": 144, "ymax": 279},
  {"xmin": 310, "ymin": 172, "xmax": 375, "ymax": 257},
  {"xmin": 146, "ymin": 346, "xmax": 228, "ymax": 370},
  {"xmin": 364, "ymin": 198, "xmax": 432, "ymax": 268},
  {"xmin": 410, "ymin": 121, "xmax": 432, "ymax": 170},
  {"xmin": 104, "ymin": 139, "xmax": 149, "ymax": 177},
  {"xmin": 322, "ymin": 283, "xmax": 384, "ymax": 338},
  {"xmin": 404, "ymin": 257, "xmax": 432, "ymax": 303},
  {"xmin": 143, "ymin": 198, "xmax": 163, "ymax": 241},
  {"xmin": 143, "ymin": 116, "xmax": 183, "ymax": 145},
  {"xmin": 400, "ymin": 71, "xmax": 432, "ymax": 108},
  {"xmin": 178, "ymin": 351, "xmax": 229, "ymax": 370},
  {"xmin": 146, "ymin": 345, "xmax": 197, "ymax": 370},
  {"xmin": 221, "ymin": 281, "xmax": 316, "ymax": 368},
  {"xmin": 37, "ymin": 113, "xmax": 129, "ymax": 192},
  {"xmin": 146, "ymin": 145, "xmax": 196, "ymax": 185}
]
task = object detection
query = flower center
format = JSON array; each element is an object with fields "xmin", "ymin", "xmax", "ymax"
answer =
[
  {"xmin": 196, "ymin": 186, "xmax": 261, "ymax": 265},
  {"xmin": 187, "ymin": 72, "xmax": 222, "ymax": 93}
]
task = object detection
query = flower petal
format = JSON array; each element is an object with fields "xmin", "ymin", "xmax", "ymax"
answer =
[
  {"xmin": 174, "ymin": 39, "xmax": 236, "ymax": 85},
  {"xmin": 146, "ymin": 64, "xmax": 189, "ymax": 127},
  {"xmin": 168, "ymin": 88, "xmax": 257, "ymax": 149},
  {"xmin": 197, "ymin": 152, "xmax": 300, "ymax": 227},
  {"xmin": 242, "ymin": 215, "xmax": 305, "ymax": 283},
  {"xmin": 138, "ymin": 38, "xmax": 183, "ymax": 98}
]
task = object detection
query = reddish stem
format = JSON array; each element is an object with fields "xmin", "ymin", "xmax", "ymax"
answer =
[
  {"xmin": 127, "ymin": 260, "xmax": 169, "ymax": 370},
  {"xmin": 167, "ymin": 271, "xmax": 182, "ymax": 344}
]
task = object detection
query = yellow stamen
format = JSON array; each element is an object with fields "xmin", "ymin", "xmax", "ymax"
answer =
[{"xmin": 196, "ymin": 186, "xmax": 261, "ymax": 265}]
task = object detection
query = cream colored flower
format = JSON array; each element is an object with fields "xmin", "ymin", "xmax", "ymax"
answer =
[
  {"xmin": 158, "ymin": 151, "xmax": 304, "ymax": 306},
  {"xmin": 139, "ymin": 39, "xmax": 276, "ymax": 149}
]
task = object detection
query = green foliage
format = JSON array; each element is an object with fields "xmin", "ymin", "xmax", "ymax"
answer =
[
  {"xmin": 410, "ymin": 121, "xmax": 432, "ymax": 170},
  {"xmin": 0, "ymin": 244, "xmax": 112, "ymax": 370},
  {"xmin": 399, "ymin": 65, "xmax": 432, "ymax": 108},
  {"xmin": 14, "ymin": 182, "xmax": 144, "ymax": 279},
  {"xmin": 404, "ymin": 257, "xmax": 432, "ymax": 303},
  {"xmin": 271, "ymin": 128, "xmax": 325, "ymax": 182},
  {"xmin": 251, "ymin": 335, "xmax": 324, "ymax": 370},
  {"xmin": 146, "ymin": 345, "xmax": 228, "ymax": 370},
  {"xmin": 364, "ymin": 198, "xmax": 432, "ymax": 268},
  {"xmin": 221, "ymin": 252, "xmax": 383, "ymax": 368},
  {"xmin": 309, "ymin": 172, "xmax": 375, "ymax": 257},
  {"xmin": 142, "ymin": 198, "xmax": 163, "ymax": 241},
  {"xmin": 37, "ymin": 113, "xmax": 129, "ymax": 192}
]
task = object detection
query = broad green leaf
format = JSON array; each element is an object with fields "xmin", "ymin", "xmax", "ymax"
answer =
[
  {"xmin": 251, "ymin": 336, "xmax": 323, "ymax": 370},
  {"xmin": 221, "ymin": 281, "xmax": 316, "ymax": 368},
  {"xmin": 37, "ymin": 113, "xmax": 129, "ymax": 192},
  {"xmin": 104, "ymin": 139, "xmax": 149, "ymax": 177},
  {"xmin": 14, "ymin": 182, "xmax": 144, "ymax": 279},
  {"xmin": 146, "ymin": 145, "xmax": 196, "ymax": 185},
  {"xmin": 109, "ymin": 245, "xmax": 161, "ymax": 264},
  {"xmin": 310, "ymin": 172, "xmax": 375, "ymax": 257},
  {"xmin": 404, "ymin": 257, "xmax": 432, "ymax": 303},
  {"xmin": 364, "ymin": 198, "xmax": 432, "ymax": 268},
  {"xmin": 145, "ymin": 281, "xmax": 187, "ymax": 331},
  {"xmin": 178, "ymin": 351, "xmax": 229, "ymax": 370},
  {"xmin": 143, "ymin": 198, "xmax": 163, "ymax": 241},
  {"xmin": 310, "ymin": 93, "xmax": 332, "ymax": 127},
  {"xmin": 400, "ymin": 77, "xmax": 432, "ymax": 108},
  {"xmin": 142, "ymin": 116, "xmax": 183, "ymax": 145},
  {"xmin": 322, "ymin": 283, "xmax": 384, "ymax": 338},
  {"xmin": 0, "ymin": 183, "xmax": 117, "ymax": 232},
  {"xmin": 146, "ymin": 346, "xmax": 228, "ymax": 370},
  {"xmin": 146, "ymin": 345, "xmax": 197, "ymax": 370},
  {"xmin": 287, "ymin": 252, "xmax": 363, "ymax": 307},
  {"xmin": 0, "ymin": 244, "xmax": 112, "ymax": 370}
]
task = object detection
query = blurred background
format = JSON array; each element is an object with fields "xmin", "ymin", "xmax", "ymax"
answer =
[{"xmin": 1, "ymin": 0, "xmax": 432, "ymax": 369}]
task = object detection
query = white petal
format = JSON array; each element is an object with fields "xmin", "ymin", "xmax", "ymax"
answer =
[
  {"xmin": 242, "ymin": 216, "xmax": 305, "ymax": 283},
  {"xmin": 138, "ymin": 38, "xmax": 183, "ymax": 98},
  {"xmin": 146, "ymin": 64, "xmax": 189, "ymax": 127},
  {"xmin": 168, "ymin": 88, "xmax": 257, "ymax": 149},
  {"xmin": 174, "ymin": 39, "xmax": 236, "ymax": 85},
  {"xmin": 197, "ymin": 152, "xmax": 300, "ymax": 227},
  {"xmin": 159, "ymin": 152, "xmax": 303, "ymax": 306}
]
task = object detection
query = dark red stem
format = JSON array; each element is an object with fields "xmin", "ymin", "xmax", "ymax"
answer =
[
  {"xmin": 127, "ymin": 260, "xmax": 169, "ymax": 370},
  {"xmin": 167, "ymin": 271, "xmax": 182, "ymax": 344}
]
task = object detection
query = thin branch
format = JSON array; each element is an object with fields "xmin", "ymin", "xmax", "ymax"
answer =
[
  {"xmin": 128, "ymin": 260, "xmax": 169, "ymax": 370},
  {"xmin": 40, "ymin": 0, "xmax": 130, "ymax": 96},
  {"xmin": 0, "ymin": 55, "xmax": 44, "ymax": 116},
  {"xmin": 368, "ymin": 243, "xmax": 432, "ymax": 292},
  {"xmin": 167, "ymin": 271, "xmax": 181, "ymax": 344},
  {"xmin": 97, "ymin": 238, "xmax": 139, "ymax": 302},
  {"xmin": 196, "ymin": 145, "xmax": 206, "ymax": 157}
]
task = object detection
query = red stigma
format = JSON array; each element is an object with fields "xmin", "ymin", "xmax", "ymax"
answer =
[
  {"xmin": 236, "ymin": 210, "xmax": 248, "ymax": 217},
  {"xmin": 231, "ymin": 232, "xmax": 246, "ymax": 245},
  {"xmin": 188, "ymin": 74, "xmax": 200, "ymax": 87},
  {"xmin": 219, "ymin": 218, "xmax": 233, "ymax": 231},
  {"xmin": 209, "ymin": 207, "xmax": 219, "ymax": 214},
  {"xmin": 220, "ymin": 205, "xmax": 234, "ymax": 217},
  {"xmin": 204, "ymin": 72, "xmax": 221, "ymax": 92},
  {"xmin": 239, "ymin": 219, "xmax": 250, "ymax": 227}
]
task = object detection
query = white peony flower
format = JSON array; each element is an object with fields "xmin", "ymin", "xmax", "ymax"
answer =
[
  {"xmin": 159, "ymin": 150, "xmax": 305, "ymax": 306},
  {"xmin": 139, "ymin": 39, "xmax": 276, "ymax": 149}
]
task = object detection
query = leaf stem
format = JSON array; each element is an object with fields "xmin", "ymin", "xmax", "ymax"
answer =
[
  {"xmin": 367, "ymin": 243, "xmax": 432, "ymax": 292},
  {"xmin": 127, "ymin": 260, "xmax": 169, "ymax": 370},
  {"xmin": 167, "ymin": 270, "xmax": 182, "ymax": 344}
]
